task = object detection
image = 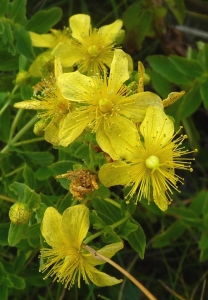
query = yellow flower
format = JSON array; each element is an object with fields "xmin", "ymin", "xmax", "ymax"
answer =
[
  {"xmin": 52, "ymin": 14, "xmax": 123, "ymax": 75},
  {"xmin": 29, "ymin": 28, "xmax": 71, "ymax": 77},
  {"xmin": 58, "ymin": 49, "xmax": 163, "ymax": 160},
  {"xmin": 98, "ymin": 106, "xmax": 195, "ymax": 211},
  {"xmin": 14, "ymin": 57, "xmax": 72, "ymax": 145},
  {"xmin": 40, "ymin": 205, "xmax": 123, "ymax": 288}
]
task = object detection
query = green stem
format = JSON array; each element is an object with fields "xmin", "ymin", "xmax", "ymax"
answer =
[
  {"xmin": 0, "ymin": 166, "xmax": 24, "ymax": 181},
  {"xmin": 84, "ymin": 213, "xmax": 130, "ymax": 244},
  {"xmin": 9, "ymin": 109, "xmax": 24, "ymax": 140},
  {"xmin": 0, "ymin": 85, "xmax": 19, "ymax": 117},
  {"xmin": 104, "ymin": 197, "xmax": 121, "ymax": 209},
  {"xmin": 13, "ymin": 137, "xmax": 45, "ymax": 146},
  {"xmin": 1, "ymin": 115, "xmax": 38, "ymax": 153}
]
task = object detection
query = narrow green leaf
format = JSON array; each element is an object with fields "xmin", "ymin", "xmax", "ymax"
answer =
[
  {"xmin": 147, "ymin": 55, "xmax": 191, "ymax": 85},
  {"xmin": 0, "ymin": 283, "xmax": 8, "ymax": 300},
  {"xmin": 26, "ymin": 7, "xmax": 62, "ymax": 34},
  {"xmin": 92, "ymin": 197, "xmax": 121, "ymax": 224},
  {"xmin": 146, "ymin": 68, "xmax": 172, "ymax": 99},
  {"xmin": 16, "ymin": 27, "xmax": 35, "ymax": 61},
  {"xmin": 19, "ymin": 55, "xmax": 28, "ymax": 71},
  {"xmin": 190, "ymin": 190, "xmax": 208, "ymax": 215},
  {"xmin": 11, "ymin": 0, "xmax": 26, "ymax": 25},
  {"xmin": 19, "ymin": 151, "xmax": 54, "ymax": 166},
  {"xmin": 7, "ymin": 274, "xmax": 25, "ymax": 289},
  {"xmin": 0, "ymin": 0, "xmax": 9, "ymax": 17},
  {"xmin": 3, "ymin": 20, "xmax": 13, "ymax": 45},
  {"xmin": 102, "ymin": 226, "xmax": 121, "ymax": 243},
  {"xmin": 20, "ymin": 85, "xmax": 33, "ymax": 100},
  {"xmin": 24, "ymin": 186, "xmax": 41, "ymax": 210},
  {"xmin": 200, "ymin": 79, "xmax": 208, "ymax": 109},
  {"xmin": 169, "ymin": 55, "xmax": 203, "ymax": 78},
  {"xmin": 90, "ymin": 210, "xmax": 107, "ymax": 230},
  {"xmin": 127, "ymin": 220, "xmax": 146, "ymax": 259},
  {"xmin": 118, "ymin": 221, "xmax": 138, "ymax": 238}
]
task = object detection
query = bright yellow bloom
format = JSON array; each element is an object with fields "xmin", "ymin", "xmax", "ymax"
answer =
[
  {"xmin": 58, "ymin": 49, "xmax": 163, "ymax": 160},
  {"xmin": 52, "ymin": 14, "xmax": 123, "ymax": 75},
  {"xmin": 29, "ymin": 29, "xmax": 71, "ymax": 77},
  {"xmin": 14, "ymin": 57, "xmax": 72, "ymax": 145},
  {"xmin": 99, "ymin": 106, "xmax": 195, "ymax": 211},
  {"xmin": 40, "ymin": 205, "xmax": 123, "ymax": 288}
]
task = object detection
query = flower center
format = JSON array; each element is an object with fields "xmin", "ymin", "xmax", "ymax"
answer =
[
  {"xmin": 98, "ymin": 98, "xmax": 113, "ymax": 113},
  {"xmin": 145, "ymin": 155, "xmax": 160, "ymax": 170},
  {"xmin": 87, "ymin": 45, "xmax": 99, "ymax": 56}
]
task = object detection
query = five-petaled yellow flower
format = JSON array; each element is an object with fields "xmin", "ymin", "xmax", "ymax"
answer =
[
  {"xmin": 40, "ymin": 204, "xmax": 123, "ymax": 288},
  {"xmin": 52, "ymin": 14, "xmax": 123, "ymax": 75},
  {"xmin": 14, "ymin": 57, "xmax": 72, "ymax": 145},
  {"xmin": 99, "ymin": 106, "xmax": 195, "ymax": 211},
  {"xmin": 58, "ymin": 49, "xmax": 163, "ymax": 160}
]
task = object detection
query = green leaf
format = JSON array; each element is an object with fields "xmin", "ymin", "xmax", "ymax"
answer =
[
  {"xmin": 0, "ymin": 106, "xmax": 10, "ymax": 142},
  {"xmin": 199, "ymin": 232, "xmax": 208, "ymax": 251},
  {"xmin": 11, "ymin": 0, "xmax": 26, "ymax": 25},
  {"xmin": 152, "ymin": 220, "xmax": 186, "ymax": 248},
  {"xmin": 16, "ymin": 27, "xmax": 35, "ymax": 61},
  {"xmin": 118, "ymin": 220, "xmax": 138, "ymax": 238},
  {"xmin": 56, "ymin": 193, "xmax": 72, "ymax": 214},
  {"xmin": 169, "ymin": 55, "xmax": 203, "ymax": 79},
  {"xmin": 0, "ymin": 19, "xmax": 4, "ymax": 34},
  {"xmin": 23, "ymin": 164, "xmax": 37, "ymax": 190},
  {"xmin": 190, "ymin": 190, "xmax": 208, "ymax": 216},
  {"xmin": 19, "ymin": 151, "xmax": 54, "ymax": 166},
  {"xmin": 146, "ymin": 68, "xmax": 171, "ymax": 99},
  {"xmin": 14, "ymin": 251, "xmax": 27, "ymax": 274},
  {"xmin": 127, "ymin": 220, "xmax": 146, "ymax": 259},
  {"xmin": 202, "ymin": 44, "xmax": 208, "ymax": 71},
  {"xmin": 200, "ymin": 79, "xmax": 208, "ymax": 109},
  {"xmin": 0, "ymin": 223, "xmax": 9, "ymax": 246},
  {"xmin": 90, "ymin": 210, "xmax": 107, "ymax": 230},
  {"xmin": 7, "ymin": 274, "xmax": 25, "ymax": 289},
  {"xmin": 167, "ymin": 207, "xmax": 204, "ymax": 229},
  {"xmin": 147, "ymin": 55, "xmax": 191, "ymax": 85},
  {"xmin": 0, "ymin": 0, "xmax": 9, "ymax": 17},
  {"xmin": 178, "ymin": 86, "xmax": 202, "ymax": 119},
  {"xmin": 23, "ymin": 186, "xmax": 41, "ymax": 210},
  {"xmin": 0, "ymin": 51, "xmax": 18, "ymax": 71},
  {"xmin": 3, "ymin": 20, "xmax": 13, "ymax": 46},
  {"xmin": 200, "ymin": 247, "xmax": 208, "ymax": 262},
  {"xmin": 20, "ymin": 85, "xmax": 33, "ymax": 100},
  {"xmin": 164, "ymin": 0, "xmax": 185, "ymax": 24},
  {"xmin": 92, "ymin": 197, "xmax": 121, "ymax": 224},
  {"xmin": 101, "ymin": 226, "xmax": 121, "ymax": 243},
  {"xmin": 0, "ymin": 283, "xmax": 8, "ymax": 300},
  {"xmin": 35, "ymin": 167, "xmax": 53, "ymax": 180},
  {"xmin": 8, "ymin": 222, "xmax": 28, "ymax": 246},
  {"xmin": 26, "ymin": 7, "xmax": 63, "ymax": 34}
]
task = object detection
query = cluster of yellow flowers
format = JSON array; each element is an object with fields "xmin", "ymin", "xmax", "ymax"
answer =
[{"xmin": 14, "ymin": 14, "xmax": 196, "ymax": 289}]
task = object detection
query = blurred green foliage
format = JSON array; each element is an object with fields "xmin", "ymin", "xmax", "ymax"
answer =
[{"xmin": 0, "ymin": 0, "xmax": 208, "ymax": 299}]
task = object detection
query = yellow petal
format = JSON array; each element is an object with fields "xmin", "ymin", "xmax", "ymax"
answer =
[
  {"xmin": 52, "ymin": 41, "xmax": 82, "ymax": 68},
  {"xmin": 61, "ymin": 205, "xmax": 89, "ymax": 249},
  {"xmin": 96, "ymin": 120, "xmax": 119, "ymax": 160},
  {"xmin": 102, "ymin": 116, "xmax": 139, "ymax": 160},
  {"xmin": 41, "ymin": 207, "xmax": 67, "ymax": 247},
  {"xmin": 58, "ymin": 71, "xmax": 94, "ymax": 102},
  {"xmin": 59, "ymin": 111, "xmax": 91, "ymax": 146},
  {"xmin": 153, "ymin": 189, "xmax": 168, "ymax": 211},
  {"xmin": 14, "ymin": 100, "xmax": 43, "ymax": 110},
  {"xmin": 99, "ymin": 19, "xmax": 123, "ymax": 44},
  {"xmin": 84, "ymin": 242, "xmax": 123, "ymax": 266},
  {"xmin": 29, "ymin": 50, "xmax": 52, "ymax": 78},
  {"xmin": 44, "ymin": 118, "xmax": 60, "ymax": 145},
  {"xmin": 70, "ymin": 14, "xmax": 91, "ymax": 44},
  {"xmin": 108, "ymin": 49, "xmax": 129, "ymax": 94},
  {"xmin": 99, "ymin": 161, "xmax": 131, "ymax": 187},
  {"xmin": 54, "ymin": 56, "xmax": 63, "ymax": 80},
  {"xmin": 140, "ymin": 106, "xmax": 174, "ymax": 147},
  {"xmin": 29, "ymin": 32, "xmax": 55, "ymax": 48},
  {"xmin": 86, "ymin": 264, "xmax": 122, "ymax": 286}
]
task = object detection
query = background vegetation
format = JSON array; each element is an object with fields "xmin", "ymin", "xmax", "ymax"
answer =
[{"xmin": 0, "ymin": 0, "xmax": 208, "ymax": 299}]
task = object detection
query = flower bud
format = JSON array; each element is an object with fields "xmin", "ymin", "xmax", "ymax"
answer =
[
  {"xmin": 33, "ymin": 119, "xmax": 47, "ymax": 136},
  {"xmin": 114, "ymin": 29, "xmax": 125, "ymax": 46},
  {"xmin": 15, "ymin": 71, "xmax": 31, "ymax": 86},
  {"xmin": 9, "ymin": 203, "xmax": 31, "ymax": 225}
]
